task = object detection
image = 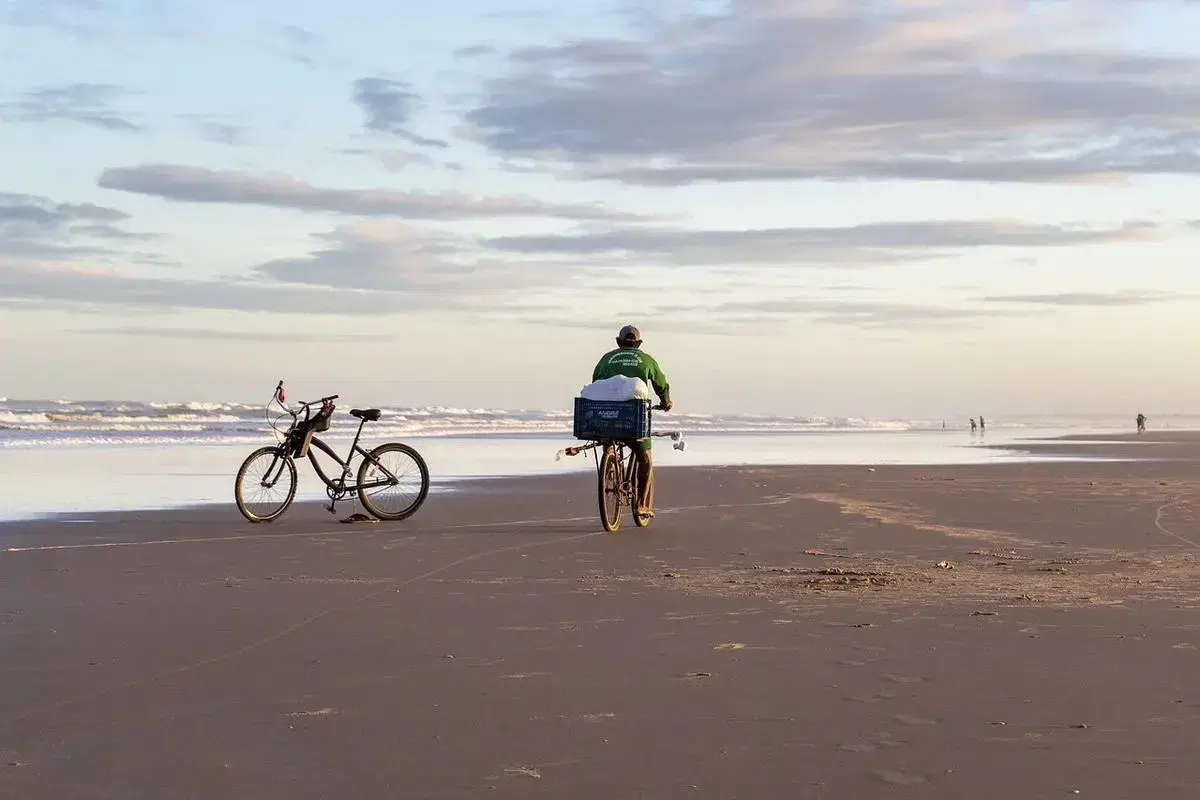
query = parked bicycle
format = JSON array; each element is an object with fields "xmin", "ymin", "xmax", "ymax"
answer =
[
  {"xmin": 234, "ymin": 380, "xmax": 430, "ymax": 523},
  {"xmin": 560, "ymin": 400, "xmax": 685, "ymax": 532}
]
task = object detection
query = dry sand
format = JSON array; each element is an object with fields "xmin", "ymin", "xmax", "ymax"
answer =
[{"xmin": 3, "ymin": 431, "xmax": 1200, "ymax": 797}]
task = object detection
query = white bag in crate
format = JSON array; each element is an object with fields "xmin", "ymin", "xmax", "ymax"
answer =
[{"xmin": 579, "ymin": 375, "xmax": 651, "ymax": 402}]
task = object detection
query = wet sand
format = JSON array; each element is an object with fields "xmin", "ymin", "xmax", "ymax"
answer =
[
  {"xmin": 988, "ymin": 429, "xmax": 1200, "ymax": 461},
  {"xmin": 3, "ymin": 436, "xmax": 1200, "ymax": 798}
]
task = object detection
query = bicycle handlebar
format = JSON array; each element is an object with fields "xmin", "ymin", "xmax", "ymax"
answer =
[
  {"xmin": 272, "ymin": 380, "xmax": 338, "ymax": 418},
  {"xmin": 301, "ymin": 394, "xmax": 339, "ymax": 406}
]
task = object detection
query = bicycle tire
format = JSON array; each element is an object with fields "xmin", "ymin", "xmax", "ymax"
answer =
[
  {"xmin": 234, "ymin": 446, "xmax": 297, "ymax": 523},
  {"xmin": 599, "ymin": 445, "xmax": 623, "ymax": 532},
  {"xmin": 628, "ymin": 449, "xmax": 651, "ymax": 528},
  {"xmin": 356, "ymin": 442, "xmax": 431, "ymax": 521}
]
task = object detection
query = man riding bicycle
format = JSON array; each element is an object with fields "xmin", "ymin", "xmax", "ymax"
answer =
[{"xmin": 592, "ymin": 325, "xmax": 673, "ymax": 518}]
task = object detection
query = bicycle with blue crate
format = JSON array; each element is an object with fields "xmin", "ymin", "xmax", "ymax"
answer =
[{"xmin": 560, "ymin": 396, "xmax": 686, "ymax": 532}]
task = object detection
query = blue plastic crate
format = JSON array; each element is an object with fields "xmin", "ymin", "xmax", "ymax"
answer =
[{"xmin": 573, "ymin": 397, "xmax": 652, "ymax": 441}]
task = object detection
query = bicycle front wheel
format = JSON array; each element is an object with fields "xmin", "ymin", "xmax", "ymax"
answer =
[
  {"xmin": 599, "ymin": 445, "xmax": 623, "ymax": 532},
  {"xmin": 235, "ymin": 446, "xmax": 297, "ymax": 523},
  {"xmin": 357, "ymin": 442, "xmax": 430, "ymax": 521}
]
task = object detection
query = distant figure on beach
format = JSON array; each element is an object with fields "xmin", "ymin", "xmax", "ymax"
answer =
[
  {"xmin": 1136, "ymin": 413, "xmax": 1147, "ymax": 434},
  {"xmin": 592, "ymin": 325, "xmax": 672, "ymax": 519},
  {"xmin": 969, "ymin": 417, "xmax": 977, "ymax": 433},
  {"xmin": 979, "ymin": 416, "xmax": 985, "ymax": 433}
]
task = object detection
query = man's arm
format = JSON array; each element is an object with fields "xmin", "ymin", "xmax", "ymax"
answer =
[{"xmin": 645, "ymin": 356, "xmax": 671, "ymax": 407}]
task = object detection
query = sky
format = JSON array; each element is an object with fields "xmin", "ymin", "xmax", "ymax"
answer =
[{"xmin": 3, "ymin": 0, "xmax": 1200, "ymax": 418}]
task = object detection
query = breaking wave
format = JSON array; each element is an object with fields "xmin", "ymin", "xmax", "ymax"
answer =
[{"xmin": 0, "ymin": 398, "xmax": 925, "ymax": 448}]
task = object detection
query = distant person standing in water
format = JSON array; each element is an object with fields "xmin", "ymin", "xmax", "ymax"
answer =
[
  {"xmin": 969, "ymin": 418, "xmax": 977, "ymax": 433},
  {"xmin": 1136, "ymin": 413, "xmax": 1147, "ymax": 434},
  {"xmin": 979, "ymin": 416, "xmax": 986, "ymax": 432}
]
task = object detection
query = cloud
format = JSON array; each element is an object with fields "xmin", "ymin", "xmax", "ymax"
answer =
[
  {"xmin": 0, "ymin": 221, "xmax": 570, "ymax": 316},
  {"xmin": 271, "ymin": 24, "xmax": 323, "ymax": 66},
  {"xmin": 195, "ymin": 119, "xmax": 247, "ymax": 145},
  {"xmin": 525, "ymin": 294, "xmax": 1040, "ymax": 333},
  {"xmin": 455, "ymin": 44, "xmax": 496, "ymax": 58},
  {"xmin": 464, "ymin": 1, "xmax": 1200, "ymax": 185},
  {"xmin": 654, "ymin": 297, "xmax": 1038, "ymax": 331},
  {"xmin": 253, "ymin": 221, "xmax": 581, "ymax": 307},
  {"xmin": 0, "ymin": 260, "xmax": 561, "ymax": 317},
  {"xmin": 352, "ymin": 77, "xmax": 448, "ymax": 148},
  {"xmin": 4, "ymin": 210, "xmax": 1121, "ymax": 332},
  {"xmin": 0, "ymin": 263, "xmax": 415, "ymax": 316},
  {"xmin": 524, "ymin": 313, "xmax": 792, "ymax": 336},
  {"xmin": 77, "ymin": 326, "xmax": 391, "ymax": 342},
  {"xmin": 97, "ymin": 163, "xmax": 653, "ymax": 222},
  {"xmin": 68, "ymin": 223, "xmax": 159, "ymax": 242},
  {"xmin": 484, "ymin": 220, "xmax": 1155, "ymax": 266},
  {"xmin": 278, "ymin": 23, "xmax": 320, "ymax": 48},
  {"xmin": 2, "ymin": 82, "xmax": 141, "ymax": 132},
  {"xmin": 0, "ymin": 193, "xmax": 128, "ymax": 226},
  {"xmin": 3, "ymin": 0, "xmax": 197, "ymax": 39},
  {"xmin": 480, "ymin": 8, "xmax": 552, "ymax": 21},
  {"xmin": 0, "ymin": 192, "xmax": 163, "ymax": 263},
  {"xmin": 337, "ymin": 147, "xmax": 443, "ymax": 171},
  {"xmin": 981, "ymin": 291, "xmax": 1184, "ymax": 307},
  {"xmin": 3, "ymin": 0, "xmax": 107, "ymax": 35},
  {"xmin": 254, "ymin": 222, "xmax": 468, "ymax": 291}
]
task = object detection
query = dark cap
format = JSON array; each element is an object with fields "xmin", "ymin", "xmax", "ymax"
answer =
[{"xmin": 617, "ymin": 324, "xmax": 642, "ymax": 343}]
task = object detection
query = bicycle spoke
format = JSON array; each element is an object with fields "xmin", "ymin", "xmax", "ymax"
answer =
[
  {"xmin": 235, "ymin": 448, "xmax": 297, "ymax": 522},
  {"xmin": 357, "ymin": 443, "xmax": 430, "ymax": 520}
]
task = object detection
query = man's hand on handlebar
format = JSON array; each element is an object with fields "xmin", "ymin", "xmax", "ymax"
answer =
[{"xmin": 655, "ymin": 401, "xmax": 673, "ymax": 412}]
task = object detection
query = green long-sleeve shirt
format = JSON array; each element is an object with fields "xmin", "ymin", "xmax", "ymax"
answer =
[{"xmin": 592, "ymin": 347, "xmax": 671, "ymax": 405}]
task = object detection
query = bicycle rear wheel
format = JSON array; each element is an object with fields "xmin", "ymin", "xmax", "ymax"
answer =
[
  {"xmin": 357, "ymin": 442, "xmax": 430, "ymax": 521},
  {"xmin": 235, "ymin": 446, "xmax": 297, "ymax": 523},
  {"xmin": 628, "ymin": 449, "xmax": 651, "ymax": 528},
  {"xmin": 599, "ymin": 445, "xmax": 623, "ymax": 532}
]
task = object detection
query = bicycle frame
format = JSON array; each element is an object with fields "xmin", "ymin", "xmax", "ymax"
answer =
[
  {"xmin": 297, "ymin": 426, "xmax": 400, "ymax": 494},
  {"xmin": 268, "ymin": 384, "xmax": 400, "ymax": 498},
  {"xmin": 303, "ymin": 434, "xmax": 390, "ymax": 494}
]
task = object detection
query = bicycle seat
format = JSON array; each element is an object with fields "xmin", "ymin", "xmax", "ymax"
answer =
[{"xmin": 350, "ymin": 408, "xmax": 382, "ymax": 422}]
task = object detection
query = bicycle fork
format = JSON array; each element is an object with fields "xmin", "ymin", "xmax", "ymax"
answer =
[{"xmin": 259, "ymin": 453, "xmax": 289, "ymax": 489}]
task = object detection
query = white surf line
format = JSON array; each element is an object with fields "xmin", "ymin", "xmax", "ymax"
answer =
[{"xmin": 1, "ymin": 495, "xmax": 803, "ymax": 555}]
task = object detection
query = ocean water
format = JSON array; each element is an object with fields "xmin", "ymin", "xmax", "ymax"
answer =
[
  {"xmin": 0, "ymin": 398, "xmax": 1187, "ymax": 521},
  {"xmin": 0, "ymin": 398, "xmax": 944, "ymax": 446}
]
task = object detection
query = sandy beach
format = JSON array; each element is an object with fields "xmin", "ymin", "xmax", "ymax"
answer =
[{"xmin": 3, "ymin": 432, "xmax": 1200, "ymax": 798}]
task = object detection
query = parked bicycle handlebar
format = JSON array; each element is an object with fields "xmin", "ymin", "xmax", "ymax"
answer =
[{"xmin": 272, "ymin": 380, "xmax": 338, "ymax": 418}]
